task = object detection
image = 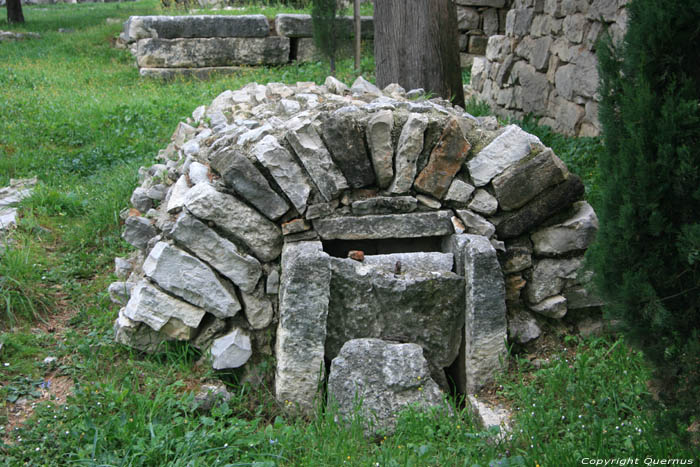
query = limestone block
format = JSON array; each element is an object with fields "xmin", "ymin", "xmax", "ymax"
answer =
[
  {"xmin": 483, "ymin": 9, "xmax": 500, "ymax": 35},
  {"xmin": 414, "ymin": 118, "xmax": 471, "ymax": 199},
  {"xmin": 286, "ymin": 120, "xmax": 349, "ymax": 201},
  {"xmin": 563, "ymin": 13, "xmax": 587, "ymax": 43},
  {"xmin": 468, "ymin": 189, "xmax": 499, "ymax": 216},
  {"xmin": 549, "ymin": 96, "xmax": 586, "ymax": 136},
  {"xmin": 210, "ymin": 328, "xmax": 252, "ymax": 370},
  {"xmin": 486, "ymin": 35, "xmax": 513, "ymax": 62},
  {"xmin": 122, "ymin": 216, "xmax": 157, "ymax": 250},
  {"xmin": 122, "ymin": 15, "xmax": 270, "ymax": 43},
  {"xmin": 564, "ymin": 285, "xmax": 604, "ymax": 310},
  {"xmin": 321, "ymin": 107, "xmax": 376, "ymax": 188},
  {"xmin": 211, "ymin": 149, "xmax": 289, "ymax": 221},
  {"xmin": 362, "ymin": 252, "xmax": 454, "ymax": 273},
  {"xmin": 108, "ymin": 281, "xmax": 134, "ymax": 306},
  {"xmin": 496, "ymin": 175, "xmax": 585, "ymax": 239},
  {"xmin": 275, "ymin": 14, "xmax": 374, "ymax": 39},
  {"xmin": 455, "ymin": 210, "xmax": 496, "ymax": 238},
  {"xmin": 276, "ymin": 241, "xmax": 331, "ymax": 414},
  {"xmin": 325, "ymin": 257, "xmax": 465, "ymax": 370},
  {"xmin": 351, "ymin": 196, "xmax": 418, "ymax": 215},
  {"xmin": 492, "ymin": 148, "xmax": 569, "ymax": 211},
  {"xmin": 168, "ymin": 212, "xmax": 262, "ymax": 293},
  {"xmin": 324, "ymin": 76, "xmax": 349, "ymax": 95},
  {"xmin": 143, "ymin": 242, "xmax": 241, "ymax": 319},
  {"xmin": 184, "ymin": 183, "xmax": 283, "ymax": 262},
  {"xmin": 526, "ymin": 257, "xmax": 584, "ymax": 303},
  {"xmin": 136, "ymin": 37, "xmax": 290, "ymax": 68},
  {"xmin": 123, "ymin": 280, "xmax": 205, "ymax": 335},
  {"xmin": 508, "ymin": 307, "xmax": 541, "ymax": 344},
  {"xmin": 588, "ymin": 0, "xmax": 619, "ymax": 22},
  {"xmin": 327, "ymin": 339, "xmax": 444, "ymax": 437},
  {"xmin": 366, "ymin": 110, "xmax": 395, "ymax": 189},
  {"xmin": 388, "ymin": 114, "xmax": 429, "ymax": 194},
  {"xmin": 530, "ymin": 295, "xmax": 568, "ymax": 318},
  {"xmin": 443, "ymin": 234, "xmax": 507, "ymax": 394},
  {"xmin": 457, "ymin": 6, "xmax": 480, "ymax": 31},
  {"xmin": 166, "ymin": 175, "xmax": 190, "ymax": 213},
  {"xmin": 130, "ymin": 187, "xmax": 153, "ymax": 213},
  {"xmin": 114, "ymin": 309, "xmax": 172, "ymax": 353},
  {"xmin": 445, "ymin": 179, "xmax": 476, "ymax": 205},
  {"xmin": 241, "ymin": 283, "xmax": 274, "ymax": 330},
  {"xmin": 515, "ymin": 62, "xmax": 550, "ymax": 114},
  {"xmin": 252, "ymin": 135, "xmax": 313, "ymax": 214},
  {"xmin": 505, "ymin": 8, "xmax": 534, "ymax": 37},
  {"xmin": 313, "ymin": 211, "xmax": 454, "ymax": 240},
  {"xmin": 467, "ymin": 124, "xmax": 543, "ymax": 187},
  {"xmin": 350, "ymin": 76, "xmax": 381, "ymax": 95},
  {"xmin": 455, "ymin": 0, "xmax": 506, "ymax": 7},
  {"xmin": 531, "ymin": 201, "xmax": 598, "ymax": 255},
  {"xmin": 469, "ymin": 36, "xmax": 489, "ymax": 55}
]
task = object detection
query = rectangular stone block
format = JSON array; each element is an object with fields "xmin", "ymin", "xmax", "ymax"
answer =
[
  {"xmin": 313, "ymin": 211, "xmax": 455, "ymax": 240},
  {"xmin": 276, "ymin": 241, "xmax": 331, "ymax": 415},
  {"xmin": 136, "ymin": 37, "xmax": 290, "ymax": 68},
  {"xmin": 275, "ymin": 14, "xmax": 374, "ymax": 39},
  {"xmin": 123, "ymin": 15, "xmax": 270, "ymax": 43}
]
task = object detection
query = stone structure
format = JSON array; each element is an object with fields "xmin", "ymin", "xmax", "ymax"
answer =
[
  {"xmin": 455, "ymin": 0, "xmax": 514, "ymax": 68},
  {"xmin": 470, "ymin": 0, "xmax": 628, "ymax": 136},
  {"xmin": 110, "ymin": 76, "xmax": 599, "ymax": 427},
  {"xmin": 0, "ymin": 178, "xmax": 36, "ymax": 251},
  {"xmin": 119, "ymin": 14, "xmax": 374, "ymax": 78}
]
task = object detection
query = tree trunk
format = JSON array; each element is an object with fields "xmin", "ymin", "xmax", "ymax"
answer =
[
  {"xmin": 374, "ymin": 0, "xmax": 465, "ymax": 109},
  {"xmin": 7, "ymin": 0, "xmax": 25, "ymax": 24},
  {"xmin": 353, "ymin": 0, "xmax": 361, "ymax": 72}
]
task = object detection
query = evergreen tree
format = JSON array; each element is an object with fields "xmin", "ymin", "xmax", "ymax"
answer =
[
  {"xmin": 591, "ymin": 0, "xmax": 700, "ymax": 430},
  {"xmin": 312, "ymin": 0, "xmax": 340, "ymax": 75}
]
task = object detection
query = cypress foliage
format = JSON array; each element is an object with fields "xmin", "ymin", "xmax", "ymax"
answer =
[
  {"xmin": 591, "ymin": 0, "xmax": 700, "ymax": 429},
  {"xmin": 312, "ymin": 0, "xmax": 340, "ymax": 75}
]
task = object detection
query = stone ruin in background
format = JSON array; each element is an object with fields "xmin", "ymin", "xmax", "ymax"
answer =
[{"xmin": 108, "ymin": 76, "xmax": 601, "ymax": 434}]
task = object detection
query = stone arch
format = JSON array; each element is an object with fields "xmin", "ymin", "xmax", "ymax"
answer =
[{"xmin": 111, "ymin": 76, "xmax": 599, "ymax": 425}]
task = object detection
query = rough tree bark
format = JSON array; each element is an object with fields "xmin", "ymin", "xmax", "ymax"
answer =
[
  {"xmin": 7, "ymin": 0, "xmax": 25, "ymax": 24},
  {"xmin": 374, "ymin": 0, "xmax": 465, "ymax": 109}
]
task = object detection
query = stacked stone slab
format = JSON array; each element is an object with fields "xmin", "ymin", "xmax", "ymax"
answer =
[
  {"xmin": 120, "ymin": 14, "xmax": 373, "ymax": 78},
  {"xmin": 470, "ymin": 0, "xmax": 628, "ymax": 136},
  {"xmin": 455, "ymin": 0, "xmax": 514, "ymax": 68},
  {"xmin": 110, "ymin": 75, "xmax": 598, "ymax": 425}
]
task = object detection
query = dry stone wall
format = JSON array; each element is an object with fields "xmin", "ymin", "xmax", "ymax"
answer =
[
  {"xmin": 470, "ymin": 0, "xmax": 628, "ymax": 136},
  {"xmin": 455, "ymin": 0, "xmax": 514, "ymax": 68},
  {"xmin": 120, "ymin": 14, "xmax": 374, "ymax": 79},
  {"xmin": 110, "ymin": 76, "xmax": 600, "ymax": 429}
]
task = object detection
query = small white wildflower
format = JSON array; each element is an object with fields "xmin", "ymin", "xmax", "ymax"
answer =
[
  {"xmin": 224, "ymin": 443, "xmax": 228, "ymax": 448},
  {"xmin": 578, "ymin": 415, "xmax": 582, "ymax": 419},
  {"xmin": 3, "ymin": 363, "xmax": 9, "ymax": 367}
]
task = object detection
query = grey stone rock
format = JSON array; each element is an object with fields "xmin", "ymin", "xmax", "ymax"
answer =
[
  {"xmin": 192, "ymin": 314, "xmax": 227, "ymax": 350},
  {"xmin": 467, "ymin": 395, "xmax": 511, "ymax": 437},
  {"xmin": 496, "ymin": 175, "xmax": 585, "ymax": 239},
  {"xmin": 114, "ymin": 309, "xmax": 171, "ymax": 353},
  {"xmin": 325, "ymin": 257, "xmax": 465, "ymax": 370},
  {"xmin": 184, "ymin": 182, "xmax": 283, "ymax": 262},
  {"xmin": 108, "ymin": 281, "xmax": 134, "ymax": 306},
  {"xmin": 506, "ymin": 8, "xmax": 534, "ymax": 36},
  {"xmin": 530, "ymin": 295, "xmax": 567, "ymax": 319},
  {"xmin": 130, "ymin": 187, "xmax": 153, "ymax": 213},
  {"xmin": 115, "ymin": 257, "xmax": 133, "ymax": 280},
  {"xmin": 526, "ymin": 257, "xmax": 584, "ymax": 304},
  {"xmin": 275, "ymin": 14, "xmax": 374, "ymax": 39},
  {"xmin": 122, "ymin": 216, "xmax": 157, "ymax": 250},
  {"xmin": 500, "ymin": 246, "xmax": 532, "ymax": 274},
  {"xmin": 455, "ymin": 0, "xmax": 505, "ymax": 7},
  {"xmin": 508, "ymin": 307, "xmax": 541, "ymax": 344},
  {"xmin": 563, "ymin": 13, "xmax": 586, "ymax": 43},
  {"xmin": 276, "ymin": 242, "xmax": 331, "ymax": 414},
  {"xmin": 362, "ymin": 252, "xmax": 454, "ymax": 273},
  {"xmin": 516, "ymin": 62, "xmax": 550, "ymax": 114},
  {"xmin": 351, "ymin": 196, "xmax": 418, "ymax": 215},
  {"xmin": 168, "ymin": 212, "xmax": 262, "ymax": 293},
  {"xmin": 564, "ymin": 285, "xmax": 604, "ymax": 310},
  {"xmin": 241, "ymin": 283, "xmax": 274, "ymax": 330},
  {"xmin": 321, "ymin": 108, "xmax": 376, "ymax": 189},
  {"xmin": 467, "ymin": 125, "xmax": 543, "ymax": 187},
  {"xmin": 492, "ymin": 148, "xmax": 569, "ymax": 211},
  {"xmin": 531, "ymin": 201, "xmax": 598, "ymax": 255},
  {"xmin": 324, "ymin": 76, "xmax": 349, "ymax": 95},
  {"xmin": 252, "ymin": 135, "xmax": 312, "ymax": 214},
  {"xmin": 445, "ymin": 179, "xmax": 476, "ymax": 205},
  {"xmin": 366, "ymin": 110, "xmax": 395, "ymax": 189},
  {"xmin": 350, "ymin": 76, "xmax": 380, "ymax": 95},
  {"xmin": 305, "ymin": 201, "xmax": 338, "ymax": 219},
  {"xmin": 266, "ymin": 269, "xmax": 280, "ymax": 295},
  {"xmin": 143, "ymin": 242, "xmax": 241, "ymax": 319},
  {"xmin": 281, "ymin": 218, "xmax": 311, "ymax": 236},
  {"xmin": 286, "ymin": 120, "xmax": 349, "ymax": 201},
  {"xmin": 123, "ymin": 280, "xmax": 205, "ymax": 335},
  {"xmin": 468, "ymin": 189, "xmax": 499, "ymax": 216},
  {"xmin": 455, "ymin": 210, "xmax": 496, "ymax": 238},
  {"xmin": 210, "ymin": 328, "xmax": 252, "ymax": 370},
  {"xmin": 194, "ymin": 383, "xmax": 232, "ymax": 413},
  {"xmin": 166, "ymin": 175, "xmax": 190, "ymax": 213},
  {"xmin": 122, "ymin": 15, "xmax": 270, "ymax": 43},
  {"xmin": 457, "ymin": 6, "xmax": 480, "ymax": 31},
  {"xmin": 416, "ymin": 194, "xmax": 441, "ymax": 209},
  {"xmin": 388, "ymin": 114, "xmax": 429, "ymax": 194},
  {"xmin": 277, "ymin": 98, "xmax": 301, "ymax": 115},
  {"xmin": 211, "ymin": 149, "xmax": 289, "ymax": 221},
  {"xmin": 146, "ymin": 184, "xmax": 167, "ymax": 201},
  {"xmin": 444, "ymin": 234, "xmax": 507, "ymax": 393},
  {"xmin": 313, "ymin": 210, "xmax": 454, "ymax": 240},
  {"xmin": 327, "ymin": 338, "xmax": 445, "ymax": 437}
]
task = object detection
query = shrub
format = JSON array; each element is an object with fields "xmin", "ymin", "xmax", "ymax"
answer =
[{"xmin": 591, "ymin": 0, "xmax": 700, "ymax": 433}]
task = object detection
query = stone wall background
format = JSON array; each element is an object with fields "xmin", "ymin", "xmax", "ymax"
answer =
[
  {"xmin": 469, "ymin": 0, "xmax": 628, "ymax": 137},
  {"xmin": 455, "ymin": 0, "xmax": 514, "ymax": 68}
]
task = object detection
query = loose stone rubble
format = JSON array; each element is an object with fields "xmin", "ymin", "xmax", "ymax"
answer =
[
  {"xmin": 0, "ymin": 178, "xmax": 37, "ymax": 251},
  {"xmin": 111, "ymin": 76, "xmax": 600, "ymax": 426}
]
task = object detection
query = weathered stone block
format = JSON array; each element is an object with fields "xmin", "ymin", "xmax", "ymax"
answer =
[
  {"xmin": 388, "ymin": 114, "xmax": 429, "ymax": 194},
  {"xmin": 351, "ymin": 196, "xmax": 418, "ymax": 215},
  {"xmin": 122, "ymin": 216, "xmax": 157, "ymax": 250},
  {"xmin": 531, "ymin": 201, "xmax": 598, "ymax": 255},
  {"xmin": 275, "ymin": 14, "xmax": 374, "ymax": 39},
  {"xmin": 321, "ymin": 108, "xmax": 376, "ymax": 188},
  {"xmin": 526, "ymin": 257, "xmax": 584, "ymax": 303},
  {"xmin": 366, "ymin": 110, "xmax": 394, "ymax": 189},
  {"xmin": 123, "ymin": 15, "xmax": 270, "ymax": 43},
  {"xmin": 210, "ymin": 328, "xmax": 252, "ymax": 370},
  {"xmin": 313, "ymin": 211, "xmax": 454, "ymax": 240},
  {"xmin": 276, "ymin": 241, "xmax": 331, "ymax": 414}
]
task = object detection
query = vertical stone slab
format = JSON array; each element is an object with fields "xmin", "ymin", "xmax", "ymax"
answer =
[
  {"xmin": 388, "ymin": 113, "xmax": 429, "ymax": 194},
  {"xmin": 443, "ymin": 234, "xmax": 507, "ymax": 394},
  {"xmin": 275, "ymin": 241, "xmax": 331, "ymax": 414}
]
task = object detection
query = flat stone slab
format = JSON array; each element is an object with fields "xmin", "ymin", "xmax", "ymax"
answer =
[
  {"xmin": 275, "ymin": 14, "xmax": 374, "ymax": 39},
  {"xmin": 350, "ymin": 196, "xmax": 417, "ymax": 215},
  {"xmin": 362, "ymin": 252, "xmax": 454, "ymax": 273},
  {"xmin": 136, "ymin": 37, "xmax": 290, "ymax": 68},
  {"xmin": 313, "ymin": 211, "xmax": 454, "ymax": 240},
  {"xmin": 327, "ymin": 338, "xmax": 444, "ymax": 437},
  {"xmin": 276, "ymin": 242, "xmax": 331, "ymax": 415},
  {"xmin": 326, "ymin": 257, "xmax": 465, "ymax": 370},
  {"xmin": 123, "ymin": 15, "xmax": 270, "ymax": 43}
]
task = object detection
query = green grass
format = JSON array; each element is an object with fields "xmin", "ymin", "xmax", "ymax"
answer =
[{"xmin": 0, "ymin": 1, "xmax": 696, "ymax": 464}]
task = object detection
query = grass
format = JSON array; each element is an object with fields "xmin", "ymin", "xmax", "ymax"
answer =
[{"xmin": 0, "ymin": 0, "xmax": 697, "ymax": 464}]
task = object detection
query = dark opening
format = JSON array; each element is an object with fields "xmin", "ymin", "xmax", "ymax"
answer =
[{"xmin": 322, "ymin": 236, "xmax": 444, "ymax": 258}]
